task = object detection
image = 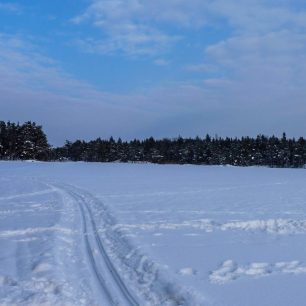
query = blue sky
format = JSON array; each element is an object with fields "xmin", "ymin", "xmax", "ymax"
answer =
[{"xmin": 1, "ymin": 1, "xmax": 306, "ymax": 145}]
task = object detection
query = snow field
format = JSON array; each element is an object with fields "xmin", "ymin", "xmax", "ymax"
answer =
[{"xmin": 1, "ymin": 162, "xmax": 306, "ymax": 305}]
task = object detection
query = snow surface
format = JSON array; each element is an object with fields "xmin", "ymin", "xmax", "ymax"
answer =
[{"xmin": 1, "ymin": 162, "xmax": 306, "ymax": 305}]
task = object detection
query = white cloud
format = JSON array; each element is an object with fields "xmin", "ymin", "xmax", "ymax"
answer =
[
  {"xmin": 74, "ymin": 28, "xmax": 179, "ymax": 56},
  {"xmin": 72, "ymin": 0, "xmax": 306, "ymax": 57},
  {"xmin": 204, "ymin": 31, "xmax": 306, "ymax": 87},
  {"xmin": 210, "ymin": 0, "xmax": 306, "ymax": 34},
  {"xmin": 71, "ymin": 0, "xmax": 210, "ymax": 56},
  {"xmin": 72, "ymin": 0, "xmax": 210, "ymax": 28}
]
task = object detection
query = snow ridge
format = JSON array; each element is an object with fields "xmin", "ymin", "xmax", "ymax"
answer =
[
  {"xmin": 220, "ymin": 219, "xmax": 306, "ymax": 234},
  {"xmin": 210, "ymin": 260, "xmax": 306, "ymax": 284},
  {"xmin": 116, "ymin": 218, "xmax": 306, "ymax": 235}
]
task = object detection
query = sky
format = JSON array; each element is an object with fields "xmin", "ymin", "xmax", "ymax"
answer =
[{"xmin": 1, "ymin": 1, "xmax": 306, "ymax": 145}]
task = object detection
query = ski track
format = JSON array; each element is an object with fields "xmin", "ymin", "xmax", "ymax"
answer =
[
  {"xmin": 63, "ymin": 187, "xmax": 139, "ymax": 306},
  {"xmin": 52, "ymin": 184, "xmax": 197, "ymax": 306},
  {"xmin": 0, "ymin": 189, "xmax": 56, "ymax": 201},
  {"xmin": 0, "ymin": 177, "xmax": 198, "ymax": 306}
]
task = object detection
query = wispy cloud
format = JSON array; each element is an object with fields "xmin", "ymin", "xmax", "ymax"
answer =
[
  {"xmin": 74, "ymin": 28, "xmax": 179, "ymax": 57},
  {"xmin": 71, "ymin": 0, "xmax": 206, "ymax": 56},
  {"xmin": 184, "ymin": 64, "xmax": 218, "ymax": 73},
  {"xmin": 153, "ymin": 59, "xmax": 170, "ymax": 66},
  {"xmin": 72, "ymin": 0, "xmax": 306, "ymax": 57},
  {"xmin": 209, "ymin": 0, "xmax": 306, "ymax": 34},
  {"xmin": 0, "ymin": 2, "xmax": 22, "ymax": 13},
  {"xmin": 202, "ymin": 30, "xmax": 306, "ymax": 104}
]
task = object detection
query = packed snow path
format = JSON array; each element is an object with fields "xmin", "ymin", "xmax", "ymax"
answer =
[
  {"xmin": 58, "ymin": 185, "xmax": 139, "ymax": 306},
  {"xmin": 0, "ymin": 176, "xmax": 196, "ymax": 305}
]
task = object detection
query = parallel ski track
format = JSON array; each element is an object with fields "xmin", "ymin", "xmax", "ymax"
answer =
[{"xmin": 60, "ymin": 186, "xmax": 139, "ymax": 306}]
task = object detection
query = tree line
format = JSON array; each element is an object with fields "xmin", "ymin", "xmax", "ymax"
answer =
[
  {"xmin": 0, "ymin": 121, "xmax": 50, "ymax": 160},
  {"xmin": 54, "ymin": 133, "xmax": 306, "ymax": 168},
  {"xmin": 1, "ymin": 121, "xmax": 306, "ymax": 168}
]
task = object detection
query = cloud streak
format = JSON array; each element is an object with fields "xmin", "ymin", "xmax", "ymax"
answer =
[
  {"xmin": 72, "ymin": 0, "xmax": 306, "ymax": 56},
  {"xmin": 0, "ymin": 2, "xmax": 22, "ymax": 13},
  {"xmin": 72, "ymin": 0, "xmax": 183, "ymax": 56}
]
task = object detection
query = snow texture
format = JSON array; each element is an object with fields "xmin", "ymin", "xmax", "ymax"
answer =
[{"xmin": 1, "ymin": 161, "xmax": 306, "ymax": 305}]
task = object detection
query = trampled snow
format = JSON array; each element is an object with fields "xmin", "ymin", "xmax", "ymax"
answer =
[{"xmin": 1, "ymin": 162, "xmax": 306, "ymax": 305}]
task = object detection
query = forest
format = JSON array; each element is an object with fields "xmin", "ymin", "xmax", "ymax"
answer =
[{"xmin": 1, "ymin": 121, "xmax": 306, "ymax": 168}]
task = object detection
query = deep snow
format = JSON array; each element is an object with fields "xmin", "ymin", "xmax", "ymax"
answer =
[{"xmin": 1, "ymin": 162, "xmax": 306, "ymax": 305}]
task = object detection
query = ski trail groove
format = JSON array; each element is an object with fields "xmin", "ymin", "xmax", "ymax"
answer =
[
  {"xmin": 60, "ymin": 186, "xmax": 139, "ymax": 306},
  {"xmin": 76, "ymin": 192, "xmax": 116, "ymax": 305}
]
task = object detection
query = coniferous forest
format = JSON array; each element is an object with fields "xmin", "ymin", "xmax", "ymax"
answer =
[
  {"xmin": 2, "ymin": 120, "xmax": 306, "ymax": 168},
  {"xmin": 0, "ymin": 121, "xmax": 50, "ymax": 161}
]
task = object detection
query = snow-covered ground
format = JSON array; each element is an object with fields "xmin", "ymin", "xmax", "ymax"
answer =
[{"xmin": 1, "ymin": 162, "xmax": 306, "ymax": 305}]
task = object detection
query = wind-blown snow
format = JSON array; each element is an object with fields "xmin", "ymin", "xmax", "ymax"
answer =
[
  {"xmin": 1, "ymin": 162, "xmax": 306, "ymax": 305},
  {"xmin": 115, "ymin": 218, "xmax": 306, "ymax": 235},
  {"xmin": 210, "ymin": 260, "xmax": 306, "ymax": 284}
]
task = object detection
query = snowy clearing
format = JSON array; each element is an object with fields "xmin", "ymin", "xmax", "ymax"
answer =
[{"xmin": 1, "ymin": 162, "xmax": 306, "ymax": 305}]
